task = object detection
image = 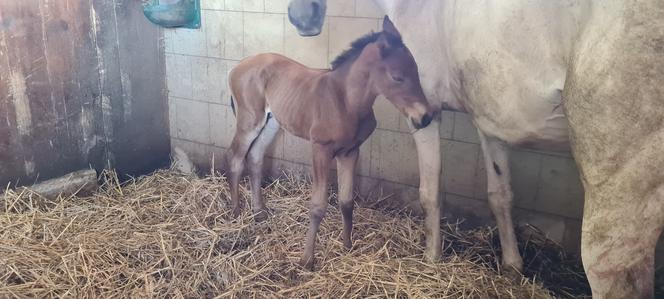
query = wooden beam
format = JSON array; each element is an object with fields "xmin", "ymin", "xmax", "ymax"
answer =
[{"xmin": 23, "ymin": 169, "xmax": 98, "ymax": 199}]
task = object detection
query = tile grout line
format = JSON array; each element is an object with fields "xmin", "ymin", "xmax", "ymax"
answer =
[{"xmin": 170, "ymin": 135, "xmax": 583, "ymax": 222}]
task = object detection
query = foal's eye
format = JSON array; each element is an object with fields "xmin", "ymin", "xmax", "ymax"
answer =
[{"xmin": 390, "ymin": 73, "xmax": 405, "ymax": 83}]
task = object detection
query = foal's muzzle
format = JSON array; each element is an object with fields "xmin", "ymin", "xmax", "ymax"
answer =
[{"xmin": 412, "ymin": 113, "xmax": 433, "ymax": 130}]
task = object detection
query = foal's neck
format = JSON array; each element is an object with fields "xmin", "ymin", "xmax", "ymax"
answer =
[{"xmin": 326, "ymin": 60, "xmax": 377, "ymax": 120}]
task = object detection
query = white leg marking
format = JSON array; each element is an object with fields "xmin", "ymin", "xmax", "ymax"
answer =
[
  {"xmin": 247, "ymin": 116, "xmax": 280, "ymax": 164},
  {"xmin": 246, "ymin": 116, "xmax": 281, "ymax": 217}
]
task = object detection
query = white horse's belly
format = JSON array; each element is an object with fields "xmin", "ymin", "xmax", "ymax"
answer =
[
  {"xmin": 401, "ymin": 0, "xmax": 585, "ymax": 152},
  {"xmin": 471, "ymin": 91, "xmax": 571, "ymax": 151},
  {"xmin": 458, "ymin": 58, "xmax": 571, "ymax": 151}
]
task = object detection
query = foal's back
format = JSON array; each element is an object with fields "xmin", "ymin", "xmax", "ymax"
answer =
[{"xmin": 229, "ymin": 53, "xmax": 338, "ymax": 141}]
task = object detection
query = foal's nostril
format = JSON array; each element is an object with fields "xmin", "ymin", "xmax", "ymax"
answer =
[
  {"xmin": 420, "ymin": 114, "xmax": 432, "ymax": 128},
  {"xmin": 411, "ymin": 114, "xmax": 432, "ymax": 130}
]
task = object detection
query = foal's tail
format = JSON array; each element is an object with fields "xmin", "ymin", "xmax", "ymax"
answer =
[{"xmin": 230, "ymin": 95, "xmax": 236, "ymax": 117}]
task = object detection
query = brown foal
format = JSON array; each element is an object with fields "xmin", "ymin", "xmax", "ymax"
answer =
[{"xmin": 226, "ymin": 17, "xmax": 436, "ymax": 269}]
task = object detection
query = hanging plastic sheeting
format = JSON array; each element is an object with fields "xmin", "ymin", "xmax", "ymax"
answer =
[{"xmin": 143, "ymin": 0, "xmax": 201, "ymax": 29}]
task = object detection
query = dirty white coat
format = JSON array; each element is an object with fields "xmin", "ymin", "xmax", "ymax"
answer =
[{"xmin": 374, "ymin": 0, "xmax": 664, "ymax": 298}]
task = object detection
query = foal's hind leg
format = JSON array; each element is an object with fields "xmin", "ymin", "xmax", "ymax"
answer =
[
  {"xmin": 246, "ymin": 115, "xmax": 281, "ymax": 222},
  {"xmin": 227, "ymin": 112, "xmax": 268, "ymax": 218},
  {"xmin": 336, "ymin": 149, "xmax": 359, "ymax": 249}
]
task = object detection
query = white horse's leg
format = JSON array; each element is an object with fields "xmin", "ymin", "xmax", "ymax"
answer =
[
  {"xmin": 581, "ymin": 176, "xmax": 664, "ymax": 298},
  {"xmin": 477, "ymin": 130, "xmax": 523, "ymax": 272},
  {"xmin": 413, "ymin": 119, "xmax": 442, "ymax": 261},
  {"xmin": 246, "ymin": 116, "xmax": 281, "ymax": 221}
]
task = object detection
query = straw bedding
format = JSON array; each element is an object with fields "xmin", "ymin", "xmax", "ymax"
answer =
[{"xmin": 0, "ymin": 169, "xmax": 590, "ymax": 298}]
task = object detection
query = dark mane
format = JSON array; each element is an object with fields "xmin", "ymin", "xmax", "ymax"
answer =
[{"xmin": 329, "ymin": 31, "xmax": 403, "ymax": 70}]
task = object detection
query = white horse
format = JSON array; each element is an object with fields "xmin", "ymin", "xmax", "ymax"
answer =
[{"xmin": 288, "ymin": 0, "xmax": 664, "ymax": 298}]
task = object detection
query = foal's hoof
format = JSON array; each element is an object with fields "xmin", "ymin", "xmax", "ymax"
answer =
[
  {"xmin": 502, "ymin": 264, "xmax": 524, "ymax": 281},
  {"xmin": 231, "ymin": 206, "xmax": 242, "ymax": 218},
  {"xmin": 254, "ymin": 209, "xmax": 269, "ymax": 222},
  {"xmin": 299, "ymin": 256, "xmax": 315, "ymax": 270},
  {"xmin": 343, "ymin": 238, "xmax": 352, "ymax": 249}
]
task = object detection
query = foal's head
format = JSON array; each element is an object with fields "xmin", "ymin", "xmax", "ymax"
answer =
[{"xmin": 332, "ymin": 16, "xmax": 436, "ymax": 130}]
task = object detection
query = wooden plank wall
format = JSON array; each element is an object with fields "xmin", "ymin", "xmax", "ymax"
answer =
[{"xmin": 0, "ymin": 0, "xmax": 169, "ymax": 187}]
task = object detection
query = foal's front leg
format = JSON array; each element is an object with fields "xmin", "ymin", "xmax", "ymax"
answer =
[
  {"xmin": 336, "ymin": 149, "xmax": 359, "ymax": 249},
  {"xmin": 300, "ymin": 144, "xmax": 333, "ymax": 270}
]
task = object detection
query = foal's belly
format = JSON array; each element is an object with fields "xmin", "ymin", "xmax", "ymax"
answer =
[
  {"xmin": 270, "ymin": 108, "xmax": 372, "ymax": 156},
  {"xmin": 328, "ymin": 139, "xmax": 364, "ymax": 157}
]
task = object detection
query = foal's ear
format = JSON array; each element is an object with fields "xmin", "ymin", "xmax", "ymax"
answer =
[
  {"xmin": 382, "ymin": 16, "xmax": 401, "ymax": 39},
  {"xmin": 378, "ymin": 16, "xmax": 403, "ymax": 58},
  {"xmin": 376, "ymin": 34, "xmax": 393, "ymax": 59}
]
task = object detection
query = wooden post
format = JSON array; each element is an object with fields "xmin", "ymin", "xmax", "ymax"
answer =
[{"xmin": 23, "ymin": 169, "xmax": 98, "ymax": 199}]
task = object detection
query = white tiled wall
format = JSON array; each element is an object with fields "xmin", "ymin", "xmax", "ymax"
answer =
[{"xmin": 165, "ymin": 0, "xmax": 584, "ymax": 253}]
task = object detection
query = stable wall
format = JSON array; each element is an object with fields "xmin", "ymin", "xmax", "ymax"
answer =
[
  {"xmin": 0, "ymin": 0, "xmax": 170, "ymax": 187},
  {"xmin": 166, "ymin": 0, "xmax": 584, "ymax": 252}
]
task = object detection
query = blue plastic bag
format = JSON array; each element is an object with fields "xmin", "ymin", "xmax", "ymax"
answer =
[{"xmin": 143, "ymin": 0, "xmax": 201, "ymax": 29}]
